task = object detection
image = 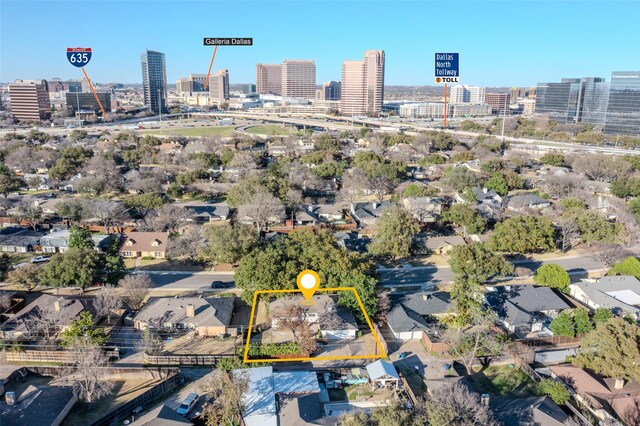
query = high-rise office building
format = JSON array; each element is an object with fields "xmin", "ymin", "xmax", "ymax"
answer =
[
  {"xmin": 281, "ymin": 60, "xmax": 316, "ymax": 99},
  {"xmin": 176, "ymin": 74, "xmax": 207, "ymax": 95},
  {"xmin": 317, "ymin": 81, "xmax": 341, "ymax": 101},
  {"xmin": 604, "ymin": 71, "xmax": 640, "ymax": 136},
  {"xmin": 209, "ymin": 69, "xmax": 230, "ymax": 107},
  {"xmin": 256, "ymin": 64, "xmax": 282, "ymax": 95},
  {"xmin": 341, "ymin": 50, "xmax": 385, "ymax": 116},
  {"xmin": 65, "ymin": 92, "xmax": 112, "ymax": 116},
  {"xmin": 485, "ymin": 93, "xmax": 511, "ymax": 115},
  {"xmin": 141, "ymin": 50, "xmax": 168, "ymax": 114},
  {"xmin": 579, "ymin": 78, "xmax": 609, "ymax": 126},
  {"xmin": 450, "ymin": 85, "xmax": 485, "ymax": 104},
  {"xmin": 242, "ymin": 84, "xmax": 257, "ymax": 94},
  {"xmin": 534, "ymin": 78, "xmax": 582, "ymax": 123},
  {"xmin": 8, "ymin": 79, "xmax": 51, "ymax": 121}
]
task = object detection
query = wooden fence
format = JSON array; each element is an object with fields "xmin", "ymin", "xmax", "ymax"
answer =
[
  {"xmin": 143, "ymin": 352, "xmax": 232, "ymax": 366},
  {"xmin": 6, "ymin": 349, "xmax": 119, "ymax": 364}
]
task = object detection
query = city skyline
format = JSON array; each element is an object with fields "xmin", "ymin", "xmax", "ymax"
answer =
[{"xmin": 1, "ymin": 0, "xmax": 639, "ymax": 86}]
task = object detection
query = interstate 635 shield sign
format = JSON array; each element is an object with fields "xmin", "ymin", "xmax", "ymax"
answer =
[{"xmin": 66, "ymin": 47, "xmax": 92, "ymax": 67}]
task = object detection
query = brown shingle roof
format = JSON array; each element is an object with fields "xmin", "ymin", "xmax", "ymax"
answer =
[{"xmin": 120, "ymin": 232, "xmax": 168, "ymax": 253}]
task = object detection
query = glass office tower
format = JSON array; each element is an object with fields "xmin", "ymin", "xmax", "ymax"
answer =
[
  {"xmin": 579, "ymin": 78, "xmax": 609, "ymax": 127},
  {"xmin": 604, "ymin": 71, "xmax": 640, "ymax": 136},
  {"xmin": 534, "ymin": 79, "xmax": 581, "ymax": 123},
  {"xmin": 141, "ymin": 50, "xmax": 167, "ymax": 114}
]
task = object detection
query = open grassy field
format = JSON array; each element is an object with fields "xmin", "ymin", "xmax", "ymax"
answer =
[
  {"xmin": 245, "ymin": 125, "xmax": 294, "ymax": 136},
  {"xmin": 470, "ymin": 365, "xmax": 536, "ymax": 396},
  {"xmin": 142, "ymin": 126, "xmax": 236, "ymax": 137}
]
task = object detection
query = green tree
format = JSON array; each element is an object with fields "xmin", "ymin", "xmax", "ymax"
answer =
[
  {"xmin": 535, "ymin": 379, "xmax": 570, "ymax": 405},
  {"xmin": 235, "ymin": 229, "xmax": 378, "ymax": 319},
  {"xmin": 0, "ymin": 163, "xmax": 24, "ymax": 197},
  {"xmin": 0, "ymin": 253, "xmax": 11, "ymax": 281},
  {"xmin": 485, "ymin": 173, "xmax": 509, "ymax": 196},
  {"xmin": 56, "ymin": 199, "xmax": 86, "ymax": 223},
  {"xmin": 607, "ymin": 256, "xmax": 640, "ymax": 279},
  {"xmin": 489, "ymin": 216, "xmax": 556, "ymax": 253},
  {"xmin": 60, "ymin": 312, "xmax": 108, "ymax": 347},
  {"xmin": 442, "ymin": 204, "xmax": 487, "ymax": 235},
  {"xmin": 226, "ymin": 176, "xmax": 269, "ymax": 208},
  {"xmin": 572, "ymin": 318, "xmax": 640, "ymax": 382},
  {"xmin": 39, "ymin": 248, "xmax": 101, "ymax": 292},
  {"xmin": 449, "ymin": 243, "xmax": 514, "ymax": 284},
  {"xmin": 402, "ymin": 183, "xmax": 437, "ymax": 198},
  {"xmin": 573, "ymin": 211, "xmax": 624, "ymax": 243},
  {"xmin": 629, "ymin": 198, "xmax": 640, "ymax": 218},
  {"xmin": 540, "ymin": 152, "xmax": 566, "ymax": 167},
  {"xmin": 126, "ymin": 193, "xmax": 164, "ymax": 219},
  {"xmin": 592, "ymin": 307, "xmax": 614, "ymax": 325},
  {"xmin": 69, "ymin": 226, "xmax": 94, "ymax": 249},
  {"xmin": 205, "ymin": 223, "xmax": 260, "ymax": 264},
  {"xmin": 441, "ymin": 167, "xmax": 484, "ymax": 192},
  {"xmin": 49, "ymin": 147, "xmax": 93, "ymax": 180},
  {"xmin": 549, "ymin": 311, "xmax": 574, "ymax": 337},
  {"xmin": 431, "ymin": 132, "xmax": 459, "ymax": 151},
  {"xmin": 533, "ymin": 264, "xmax": 571, "ymax": 292},
  {"xmin": 573, "ymin": 308, "xmax": 594, "ymax": 334},
  {"xmin": 610, "ymin": 176, "xmax": 640, "ymax": 198},
  {"xmin": 368, "ymin": 207, "xmax": 419, "ymax": 259}
]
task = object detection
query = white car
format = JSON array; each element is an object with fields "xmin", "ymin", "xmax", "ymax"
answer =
[
  {"xmin": 30, "ymin": 256, "xmax": 50, "ymax": 264},
  {"xmin": 176, "ymin": 393, "xmax": 198, "ymax": 416}
]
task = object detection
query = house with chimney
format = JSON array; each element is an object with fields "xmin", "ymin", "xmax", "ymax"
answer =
[
  {"xmin": 119, "ymin": 232, "xmax": 169, "ymax": 259},
  {"xmin": 350, "ymin": 201, "xmax": 395, "ymax": 229},
  {"xmin": 454, "ymin": 187, "xmax": 503, "ymax": 218},
  {"xmin": 132, "ymin": 296, "xmax": 235, "ymax": 337}
]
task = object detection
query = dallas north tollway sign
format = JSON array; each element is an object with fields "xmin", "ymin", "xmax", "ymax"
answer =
[{"xmin": 434, "ymin": 52, "xmax": 459, "ymax": 84}]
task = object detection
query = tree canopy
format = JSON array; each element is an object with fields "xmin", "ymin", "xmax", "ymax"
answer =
[
  {"xmin": 442, "ymin": 204, "xmax": 487, "ymax": 235},
  {"xmin": 607, "ymin": 256, "xmax": 640, "ymax": 279},
  {"xmin": 533, "ymin": 264, "xmax": 571, "ymax": 292},
  {"xmin": 368, "ymin": 206, "xmax": 419, "ymax": 259},
  {"xmin": 448, "ymin": 243, "xmax": 514, "ymax": 284},
  {"xmin": 488, "ymin": 216, "xmax": 556, "ymax": 253}
]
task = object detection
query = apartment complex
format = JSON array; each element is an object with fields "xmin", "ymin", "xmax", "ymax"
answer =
[
  {"xmin": 535, "ymin": 73, "xmax": 640, "ymax": 135},
  {"xmin": 176, "ymin": 74, "xmax": 207, "ymax": 95},
  {"xmin": 209, "ymin": 69, "xmax": 230, "ymax": 107},
  {"xmin": 485, "ymin": 93, "xmax": 511, "ymax": 115},
  {"xmin": 8, "ymin": 79, "xmax": 51, "ymax": 121},
  {"xmin": 281, "ymin": 60, "xmax": 316, "ymax": 99},
  {"xmin": 141, "ymin": 50, "xmax": 167, "ymax": 114},
  {"xmin": 449, "ymin": 85, "xmax": 485, "ymax": 104},
  {"xmin": 399, "ymin": 102, "xmax": 491, "ymax": 118},
  {"xmin": 341, "ymin": 50, "xmax": 385, "ymax": 116},
  {"xmin": 65, "ymin": 92, "xmax": 112, "ymax": 116},
  {"xmin": 256, "ymin": 64, "xmax": 283, "ymax": 95},
  {"xmin": 317, "ymin": 81, "xmax": 341, "ymax": 101}
]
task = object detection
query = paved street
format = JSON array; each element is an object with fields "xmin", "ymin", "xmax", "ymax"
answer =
[{"xmin": 145, "ymin": 272, "xmax": 234, "ymax": 292}]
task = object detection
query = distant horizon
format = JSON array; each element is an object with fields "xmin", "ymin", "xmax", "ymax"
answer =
[{"xmin": 2, "ymin": 0, "xmax": 638, "ymax": 86}]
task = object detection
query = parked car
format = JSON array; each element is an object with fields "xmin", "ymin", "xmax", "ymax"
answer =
[
  {"xmin": 210, "ymin": 281, "xmax": 232, "ymax": 289},
  {"xmin": 31, "ymin": 256, "xmax": 50, "ymax": 264},
  {"xmin": 176, "ymin": 393, "xmax": 198, "ymax": 416}
]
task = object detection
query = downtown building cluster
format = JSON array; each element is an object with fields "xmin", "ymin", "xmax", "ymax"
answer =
[{"xmin": 535, "ymin": 72, "xmax": 640, "ymax": 136}]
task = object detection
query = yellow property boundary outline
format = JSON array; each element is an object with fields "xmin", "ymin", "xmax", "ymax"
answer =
[{"xmin": 243, "ymin": 287, "xmax": 387, "ymax": 363}]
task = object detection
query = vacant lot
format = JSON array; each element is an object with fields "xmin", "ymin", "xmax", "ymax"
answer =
[
  {"xmin": 469, "ymin": 365, "xmax": 536, "ymax": 396},
  {"xmin": 142, "ymin": 126, "xmax": 236, "ymax": 137}
]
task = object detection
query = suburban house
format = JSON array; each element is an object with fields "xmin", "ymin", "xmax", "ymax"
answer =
[
  {"xmin": 0, "ymin": 385, "xmax": 78, "ymax": 426},
  {"xmin": 235, "ymin": 367, "xmax": 321, "ymax": 426},
  {"xmin": 334, "ymin": 231, "xmax": 369, "ymax": 253},
  {"xmin": 366, "ymin": 360, "xmax": 400, "ymax": 390},
  {"xmin": 119, "ymin": 232, "xmax": 169, "ymax": 259},
  {"xmin": 490, "ymin": 396, "xmax": 569, "ymax": 426},
  {"xmin": 350, "ymin": 201, "xmax": 395, "ymax": 228},
  {"xmin": 270, "ymin": 295, "xmax": 358, "ymax": 340},
  {"xmin": 387, "ymin": 292, "xmax": 454, "ymax": 342},
  {"xmin": 0, "ymin": 295, "xmax": 97, "ymax": 339},
  {"xmin": 387, "ymin": 302, "xmax": 431, "ymax": 341},
  {"xmin": 402, "ymin": 197, "xmax": 446, "ymax": 223},
  {"xmin": 295, "ymin": 204, "xmax": 348, "ymax": 227},
  {"xmin": 39, "ymin": 229, "xmax": 114, "ymax": 254},
  {"xmin": 568, "ymin": 276, "xmax": 640, "ymax": 319},
  {"xmin": 550, "ymin": 364, "xmax": 640, "ymax": 425},
  {"xmin": 0, "ymin": 228, "xmax": 44, "ymax": 253},
  {"xmin": 507, "ymin": 193, "xmax": 551, "ymax": 212},
  {"xmin": 425, "ymin": 235, "xmax": 466, "ymax": 255},
  {"xmin": 133, "ymin": 296, "xmax": 235, "ymax": 337},
  {"xmin": 485, "ymin": 285, "xmax": 570, "ymax": 338},
  {"xmin": 455, "ymin": 187, "xmax": 503, "ymax": 218},
  {"xmin": 395, "ymin": 292, "xmax": 454, "ymax": 322},
  {"xmin": 181, "ymin": 203, "xmax": 230, "ymax": 223}
]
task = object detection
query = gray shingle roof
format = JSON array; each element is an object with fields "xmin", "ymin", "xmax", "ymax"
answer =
[
  {"xmin": 131, "ymin": 404, "xmax": 193, "ymax": 425},
  {"xmin": 491, "ymin": 396, "xmax": 568, "ymax": 426},
  {"xmin": 395, "ymin": 292, "xmax": 453, "ymax": 316},
  {"xmin": 387, "ymin": 303, "xmax": 430, "ymax": 333},
  {"xmin": 485, "ymin": 285, "xmax": 570, "ymax": 326},
  {"xmin": 1, "ymin": 385, "xmax": 76, "ymax": 426},
  {"xmin": 507, "ymin": 193, "xmax": 549, "ymax": 209},
  {"xmin": 351, "ymin": 201, "xmax": 395, "ymax": 221},
  {"xmin": 571, "ymin": 276, "xmax": 640, "ymax": 314},
  {"xmin": 134, "ymin": 296, "xmax": 234, "ymax": 329}
]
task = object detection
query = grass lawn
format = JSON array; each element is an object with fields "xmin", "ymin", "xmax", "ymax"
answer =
[
  {"xmin": 142, "ymin": 126, "xmax": 236, "ymax": 137},
  {"xmin": 399, "ymin": 367, "xmax": 427, "ymax": 397},
  {"xmin": 245, "ymin": 125, "xmax": 293, "ymax": 136},
  {"xmin": 8, "ymin": 252, "xmax": 33, "ymax": 265},
  {"xmin": 470, "ymin": 365, "xmax": 536, "ymax": 396}
]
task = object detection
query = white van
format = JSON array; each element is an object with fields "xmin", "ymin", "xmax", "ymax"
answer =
[{"xmin": 176, "ymin": 393, "xmax": 198, "ymax": 416}]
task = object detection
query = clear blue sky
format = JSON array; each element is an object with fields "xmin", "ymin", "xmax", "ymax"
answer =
[{"xmin": 1, "ymin": 0, "xmax": 638, "ymax": 86}]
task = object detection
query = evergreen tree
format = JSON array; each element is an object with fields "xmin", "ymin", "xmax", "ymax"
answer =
[
  {"xmin": 550, "ymin": 311, "xmax": 575, "ymax": 337},
  {"xmin": 573, "ymin": 308, "xmax": 594, "ymax": 334}
]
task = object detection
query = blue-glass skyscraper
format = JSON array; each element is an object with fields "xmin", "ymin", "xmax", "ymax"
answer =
[{"xmin": 141, "ymin": 50, "xmax": 167, "ymax": 114}]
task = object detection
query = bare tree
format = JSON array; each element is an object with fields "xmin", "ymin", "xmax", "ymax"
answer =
[
  {"xmin": 571, "ymin": 155, "xmax": 631, "ymax": 182},
  {"xmin": 123, "ymin": 169, "xmax": 163, "ymax": 194},
  {"xmin": 119, "ymin": 274, "xmax": 152, "ymax": 310},
  {"xmin": 421, "ymin": 382, "xmax": 501, "ymax": 426},
  {"xmin": 544, "ymin": 175, "xmax": 582, "ymax": 199},
  {"xmin": 19, "ymin": 301, "xmax": 73, "ymax": 340},
  {"xmin": 592, "ymin": 243, "xmax": 631, "ymax": 276},
  {"xmin": 93, "ymin": 286, "xmax": 122, "ymax": 325},
  {"xmin": 227, "ymin": 151, "xmax": 259, "ymax": 182},
  {"xmin": 16, "ymin": 198, "xmax": 45, "ymax": 231},
  {"xmin": 6, "ymin": 264, "xmax": 41, "ymax": 292},
  {"xmin": 167, "ymin": 226, "xmax": 205, "ymax": 262},
  {"xmin": 0, "ymin": 293, "xmax": 12, "ymax": 312},
  {"xmin": 376, "ymin": 290, "xmax": 391, "ymax": 319},
  {"xmin": 85, "ymin": 200, "xmax": 128, "ymax": 231},
  {"xmin": 63, "ymin": 345, "xmax": 114, "ymax": 403},
  {"xmin": 270, "ymin": 303, "xmax": 317, "ymax": 355},
  {"xmin": 237, "ymin": 189, "xmax": 285, "ymax": 232},
  {"xmin": 201, "ymin": 369, "xmax": 248, "ymax": 426},
  {"xmin": 559, "ymin": 219, "xmax": 580, "ymax": 252},
  {"xmin": 338, "ymin": 169, "xmax": 371, "ymax": 204},
  {"xmin": 142, "ymin": 204, "xmax": 193, "ymax": 234}
]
